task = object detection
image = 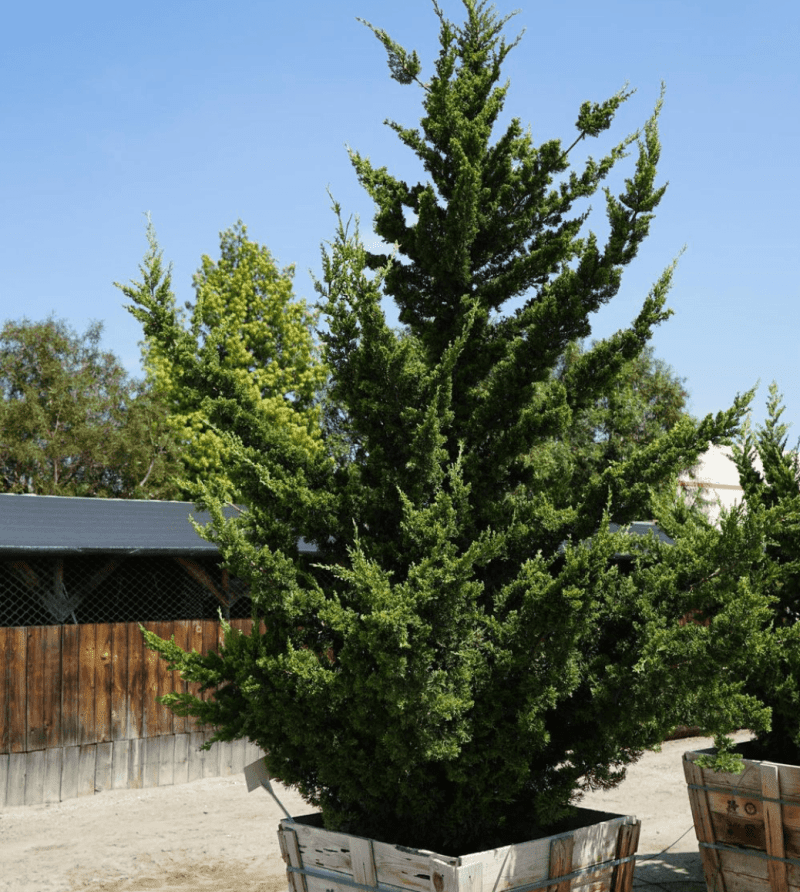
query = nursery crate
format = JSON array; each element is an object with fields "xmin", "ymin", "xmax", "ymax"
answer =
[
  {"xmin": 684, "ymin": 749, "xmax": 800, "ymax": 892},
  {"xmin": 277, "ymin": 810, "xmax": 640, "ymax": 892}
]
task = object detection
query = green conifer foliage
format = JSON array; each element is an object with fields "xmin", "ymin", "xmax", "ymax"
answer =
[
  {"xmin": 728, "ymin": 384, "xmax": 800, "ymax": 762},
  {"xmin": 137, "ymin": 0, "xmax": 768, "ymax": 852},
  {"xmin": 118, "ymin": 219, "xmax": 328, "ymax": 503}
]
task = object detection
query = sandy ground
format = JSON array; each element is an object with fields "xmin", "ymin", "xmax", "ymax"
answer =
[{"xmin": 1, "ymin": 731, "xmax": 752, "ymax": 892}]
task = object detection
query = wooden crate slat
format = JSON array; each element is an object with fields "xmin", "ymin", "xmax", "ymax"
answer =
[
  {"xmin": 548, "ymin": 834, "xmax": 574, "ymax": 892},
  {"xmin": 281, "ymin": 827, "xmax": 308, "ymax": 892},
  {"xmin": 611, "ymin": 820, "xmax": 640, "ymax": 892},
  {"xmin": 351, "ymin": 836, "xmax": 377, "ymax": 888},
  {"xmin": 761, "ymin": 762, "xmax": 789, "ymax": 892},
  {"xmin": 94, "ymin": 623, "xmax": 113, "ymax": 744},
  {"xmin": 110, "ymin": 622, "xmax": 129, "ymax": 741},
  {"xmin": 281, "ymin": 814, "xmax": 638, "ymax": 892},
  {"xmin": 78, "ymin": 624, "xmax": 97, "ymax": 746},
  {"xmin": 60, "ymin": 624, "xmax": 80, "ymax": 748}
]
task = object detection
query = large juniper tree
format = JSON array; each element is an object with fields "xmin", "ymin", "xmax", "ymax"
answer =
[{"xmin": 137, "ymin": 0, "xmax": 767, "ymax": 853}]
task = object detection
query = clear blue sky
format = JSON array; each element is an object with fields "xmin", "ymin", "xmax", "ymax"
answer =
[{"xmin": 2, "ymin": 0, "xmax": 798, "ymax": 435}]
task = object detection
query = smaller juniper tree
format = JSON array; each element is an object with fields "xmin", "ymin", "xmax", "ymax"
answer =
[
  {"xmin": 726, "ymin": 383, "xmax": 800, "ymax": 763},
  {"xmin": 137, "ymin": 0, "xmax": 768, "ymax": 853}
]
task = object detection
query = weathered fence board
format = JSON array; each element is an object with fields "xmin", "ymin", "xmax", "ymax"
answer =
[
  {"xmin": 126, "ymin": 621, "xmax": 144, "ymax": 740},
  {"xmin": 26, "ymin": 626, "xmax": 46, "ymax": 751},
  {"xmin": 43, "ymin": 624, "xmax": 61, "ymax": 748},
  {"xmin": 110, "ymin": 622, "xmax": 128, "ymax": 741},
  {"xmin": 78, "ymin": 623, "xmax": 96, "ymax": 746},
  {"xmin": 0, "ymin": 619, "xmax": 269, "ymax": 807},
  {"xmin": 1, "ymin": 618, "xmax": 263, "ymax": 756},
  {"xmin": 61, "ymin": 623, "xmax": 80, "ymax": 748},
  {"xmin": 6, "ymin": 626, "xmax": 26, "ymax": 754}
]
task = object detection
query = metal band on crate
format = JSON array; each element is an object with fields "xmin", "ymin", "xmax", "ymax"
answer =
[
  {"xmin": 286, "ymin": 854, "xmax": 636, "ymax": 892},
  {"xmin": 686, "ymin": 781, "xmax": 800, "ymax": 808},
  {"xmin": 699, "ymin": 841, "xmax": 800, "ymax": 868}
]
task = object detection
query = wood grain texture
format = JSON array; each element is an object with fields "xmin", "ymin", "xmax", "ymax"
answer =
[
  {"xmin": 283, "ymin": 814, "xmax": 637, "ymax": 892},
  {"xmin": 78, "ymin": 624, "xmax": 96, "ymax": 746},
  {"xmin": 4, "ymin": 627, "xmax": 26, "ymax": 754},
  {"xmin": 42, "ymin": 624, "xmax": 62, "ymax": 749},
  {"xmin": 761, "ymin": 762, "xmax": 789, "ymax": 892},
  {"xmin": 110, "ymin": 622, "xmax": 129, "ymax": 741},
  {"xmin": 126, "ymin": 621, "xmax": 144, "ymax": 740},
  {"xmin": 60, "ymin": 623, "xmax": 80, "ymax": 748},
  {"xmin": 547, "ymin": 835, "xmax": 574, "ymax": 892},
  {"xmin": 94, "ymin": 622, "xmax": 113, "ymax": 744}
]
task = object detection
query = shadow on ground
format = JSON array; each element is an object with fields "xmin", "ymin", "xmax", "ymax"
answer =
[{"xmin": 633, "ymin": 851, "xmax": 706, "ymax": 891}]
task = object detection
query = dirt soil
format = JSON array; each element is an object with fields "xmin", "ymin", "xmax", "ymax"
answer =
[{"xmin": 0, "ymin": 731, "xmax": 753, "ymax": 892}]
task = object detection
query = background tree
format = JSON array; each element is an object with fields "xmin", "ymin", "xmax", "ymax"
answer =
[
  {"xmin": 118, "ymin": 219, "xmax": 329, "ymax": 504},
  {"xmin": 0, "ymin": 316, "xmax": 181, "ymax": 498},
  {"xmin": 137, "ymin": 0, "xmax": 764, "ymax": 853}
]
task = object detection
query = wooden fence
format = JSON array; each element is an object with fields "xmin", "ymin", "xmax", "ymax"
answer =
[{"xmin": 0, "ymin": 618, "xmax": 267, "ymax": 807}]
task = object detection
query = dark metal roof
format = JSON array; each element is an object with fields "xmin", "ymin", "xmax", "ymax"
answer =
[{"xmin": 0, "ymin": 493, "xmax": 319, "ymax": 556}]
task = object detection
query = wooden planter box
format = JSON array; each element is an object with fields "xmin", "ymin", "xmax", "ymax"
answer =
[
  {"xmin": 684, "ymin": 748, "xmax": 800, "ymax": 892},
  {"xmin": 277, "ymin": 810, "xmax": 640, "ymax": 892}
]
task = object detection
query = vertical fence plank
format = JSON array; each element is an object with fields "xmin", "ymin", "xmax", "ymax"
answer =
[
  {"xmin": 112, "ymin": 738, "xmax": 130, "ymax": 790},
  {"xmin": 156, "ymin": 620, "xmax": 176, "ymax": 737},
  {"xmin": 141, "ymin": 620, "xmax": 160, "ymax": 739},
  {"xmin": 0, "ymin": 628, "xmax": 10, "ymax": 754},
  {"xmin": 127, "ymin": 737, "xmax": 144, "ymax": 789},
  {"xmin": 23, "ymin": 749, "xmax": 45, "ymax": 805},
  {"xmin": 6, "ymin": 752, "xmax": 26, "ymax": 806},
  {"xmin": 126, "ymin": 621, "xmax": 144, "ymax": 741},
  {"xmin": 26, "ymin": 626, "xmax": 46, "ymax": 751},
  {"xmin": 42, "ymin": 625, "xmax": 62, "ymax": 749},
  {"xmin": 7, "ymin": 626, "xmax": 27, "ymax": 754},
  {"xmin": 94, "ymin": 740, "xmax": 113, "ymax": 793},
  {"xmin": 0, "ymin": 752, "xmax": 8, "ymax": 807},
  {"xmin": 170, "ymin": 620, "xmax": 189, "ymax": 735},
  {"xmin": 61, "ymin": 745, "xmax": 80, "ymax": 801},
  {"xmin": 111, "ymin": 623, "xmax": 129, "ymax": 742},
  {"xmin": 61, "ymin": 624, "xmax": 80, "ymax": 748},
  {"xmin": 158, "ymin": 733, "xmax": 175, "ymax": 787},
  {"xmin": 185, "ymin": 621, "xmax": 206, "ymax": 734},
  {"xmin": 94, "ymin": 623, "xmax": 113, "ymax": 744},
  {"xmin": 76, "ymin": 743, "xmax": 97, "ymax": 797},
  {"xmin": 43, "ymin": 746, "xmax": 62, "ymax": 804},
  {"xmin": 173, "ymin": 733, "xmax": 189, "ymax": 786},
  {"xmin": 78, "ymin": 624, "xmax": 97, "ymax": 746}
]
